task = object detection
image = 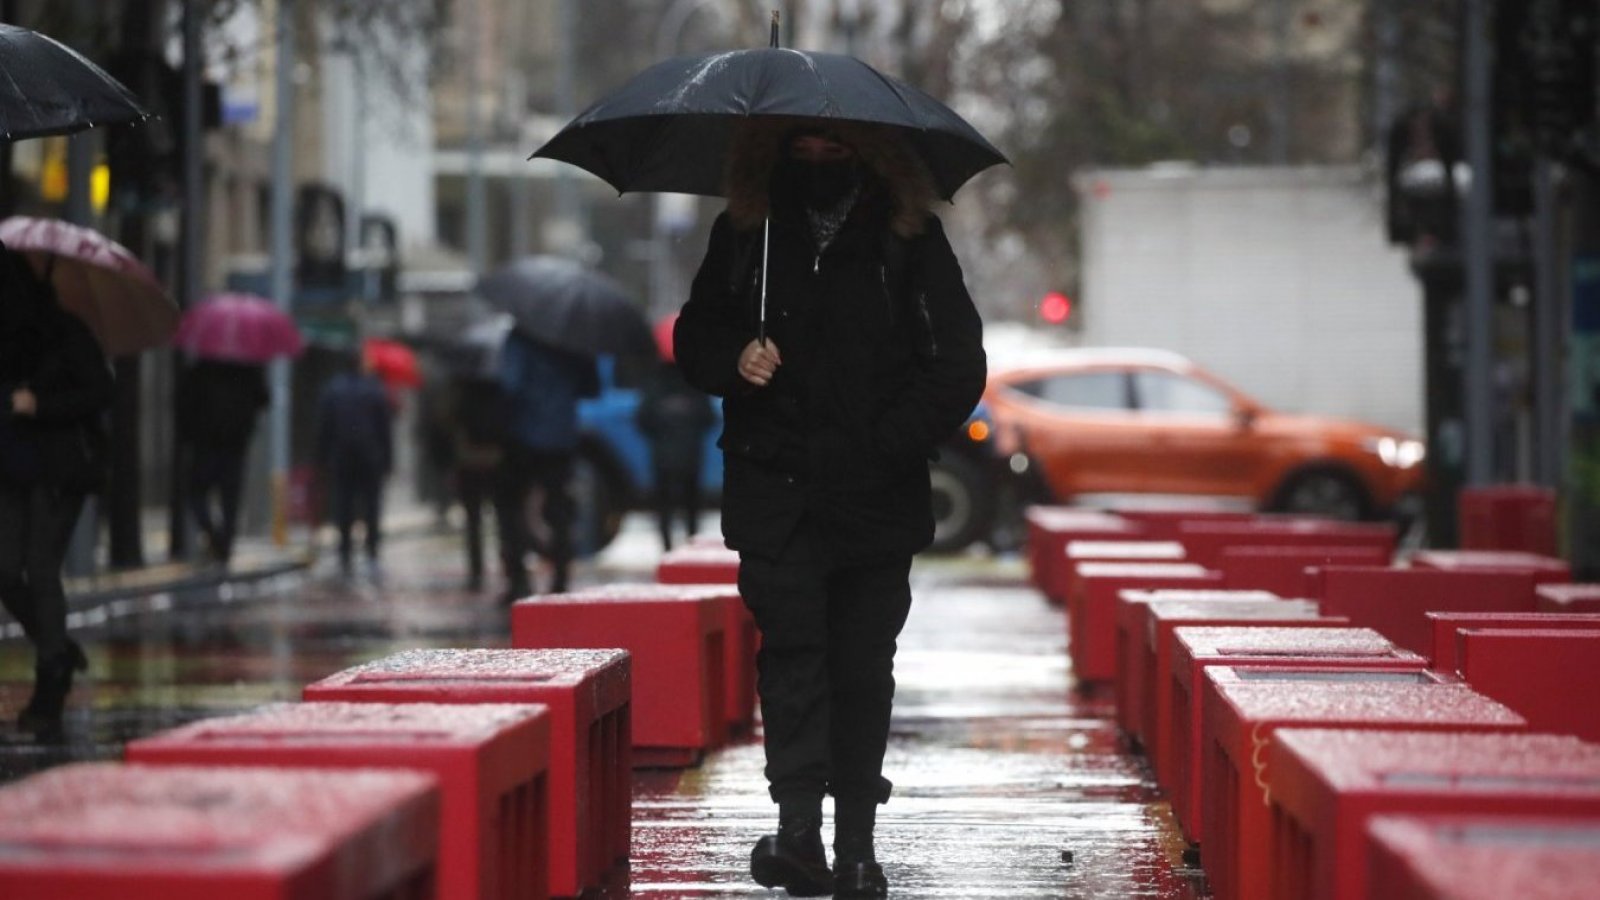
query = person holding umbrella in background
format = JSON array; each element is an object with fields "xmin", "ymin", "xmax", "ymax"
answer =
[{"xmin": 0, "ymin": 244, "xmax": 111, "ymax": 730}]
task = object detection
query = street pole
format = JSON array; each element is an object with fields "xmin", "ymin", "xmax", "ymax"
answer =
[
  {"xmin": 63, "ymin": 131, "xmax": 95, "ymax": 575},
  {"xmin": 170, "ymin": 0, "xmax": 204, "ymax": 560},
  {"xmin": 1532, "ymin": 159, "xmax": 1563, "ymax": 486},
  {"xmin": 1270, "ymin": 0, "xmax": 1292, "ymax": 164},
  {"xmin": 554, "ymin": 0, "xmax": 585, "ymax": 253},
  {"xmin": 464, "ymin": 0, "xmax": 487, "ymax": 277},
  {"xmin": 1461, "ymin": 0, "xmax": 1496, "ymax": 486},
  {"xmin": 268, "ymin": 0, "xmax": 295, "ymax": 544}
]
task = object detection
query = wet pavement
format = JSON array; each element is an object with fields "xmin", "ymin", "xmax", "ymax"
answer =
[{"xmin": 0, "ymin": 516, "xmax": 1203, "ymax": 899}]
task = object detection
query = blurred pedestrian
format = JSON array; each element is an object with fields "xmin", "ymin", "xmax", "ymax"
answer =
[
  {"xmin": 177, "ymin": 359, "xmax": 269, "ymax": 564},
  {"xmin": 635, "ymin": 356, "xmax": 716, "ymax": 550},
  {"xmin": 493, "ymin": 329, "xmax": 599, "ymax": 600},
  {"xmin": 675, "ymin": 121, "xmax": 986, "ymax": 897},
  {"xmin": 314, "ymin": 354, "xmax": 393, "ymax": 577},
  {"xmin": 448, "ymin": 374, "xmax": 507, "ymax": 591},
  {"xmin": 0, "ymin": 245, "xmax": 111, "ymax": 729}
]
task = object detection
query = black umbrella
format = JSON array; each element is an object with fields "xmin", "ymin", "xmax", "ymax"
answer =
[
  {"xmin": 477, "ymin": 256, "xmax": 651, "ymax": 357},
  {"xmin": 530, "ymin": 31, "xmax": 1005, "ymax": 200},
  {"xmin": 0, "ymin": 24, "xmax": 151, "ymax": 141}
]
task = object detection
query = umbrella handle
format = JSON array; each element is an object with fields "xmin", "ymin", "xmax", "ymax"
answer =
[{"xmin": 758, "ymin": 217, "xmax": 770, "ymax": 346}]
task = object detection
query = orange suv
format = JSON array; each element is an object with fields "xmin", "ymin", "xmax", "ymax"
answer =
[{"xmin": 983, "ymin": 349, "xmax": 1426, "ymax": 520}]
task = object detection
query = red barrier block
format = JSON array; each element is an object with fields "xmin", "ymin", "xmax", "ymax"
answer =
[
  {"xmin": 1114, "ymin": 508, "xmax": 1258, "ymax": 539},
  {"xmin": 512, "ymin": 584, "xmax": 727, "ymax": 768},
  {"xmin": 1268, "ymin": 729, "xmax": 1600, "ymax": 900},
  {"xmin": 1064, "ymin": 541, "xmax": 1188, "ymax": 630},
  {"xmin": 1070, "ymin": 562, "xmax": 1222, "ymax": 684},
  {"xmin": 1309, "ymin": 566, "xmax": 1542, "ymax": 656},
  {"xmin": 0, "ymin": 762, "xmax": 439, "ymax": 900},
  {"xmin": 1168, "ymin": 627, "xmax": 1425, "ymax": 846},
  {"xmin": 1425, "ymin": 611, "xmax": 1600, "ymax": 674},
  {"xmin": 127, "ymin": 701, "xmax": 550, "ymax": 900},
  {"xmin": 1457, "ymin": 629, "xmax": 1600, "ymax": 742},
  {"xmin": 1367, "ymin": 814, "xmax": 1600, "ymax": 900},
  {"xmin": 1198, "ymin": 668, "xmax": 1523, "ymax": 900},
  {"xmin": 653, "ymin": 551, "xmax": 757, "ymax": 738},
  {"xmin": 655, "ymin": 544, "xmax": 739, "ymax": 584},
  {"xmin": 1218, "ymin": 545, "xmax": 1391, "ymax": 597},
  {"xmin": 1460, "ymin": 483, "xmax": 1558, "ymax": 555},
  {"xmin": 1410, "ymin": 549, "xmax": 1572, "ymax": 583},
  {"xmin": 304, "ymin": 648, "xmax": 631, "ymax": 899},
  {"xmin": 1178, "ymin": 520, "xmax": 1397, "ymax": 569},
  {"xmin": 1024, "ymin": 506, "xmax": 1143, "ymax": 602},
  {"xmin": 1536, "ymin": 583, "xmax": 1600, "ymax": 613},
  {"xmin": 1109, "ymin": 589, "xmax": 1287, "ymax": 746}
]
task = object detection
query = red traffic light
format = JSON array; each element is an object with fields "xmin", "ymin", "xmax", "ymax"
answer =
[{"xmin": 1040, "ymin": 291, "xmax": 1072, "ymax": 324}]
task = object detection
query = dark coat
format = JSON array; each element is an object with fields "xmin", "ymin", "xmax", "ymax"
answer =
[
  {"xmin": 315, "ymin": 372, "xmax": 393, "ymax": 477},
  {"xmin": 674, "ymin": 187, "xmax": 986, "ymax": 562},
  {"xmin": 498, "ymin": 331, "xmax": 600, "ymax": 453},
  {"xmin": 636, "ymin": 361, "xmax": 716, "ymax": 473},
  {"xmin": 177, "ymin": 360, "xmax": 270, "ymax": 450},
  {"xmin": 0, "ymin": 299, "xmax": 112, "ymax": 491}
]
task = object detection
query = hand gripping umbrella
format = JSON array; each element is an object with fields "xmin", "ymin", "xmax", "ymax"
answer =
[
  {"xmin": 0, "ymin": 23, "xmax": 151, "ymax": 141},
  {"xmin": 531, "ymin": 11, "xmax": 1006, "ymax": 342}
]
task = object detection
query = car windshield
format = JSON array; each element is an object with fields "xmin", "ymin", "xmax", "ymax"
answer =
[
  {"xmin": 1133, "ymin": 370, "xmax": 1233, "ymax": 417},
  {"xmin": 1008, "ymin": 371, "xmax": 1130, "ymax": 411}
]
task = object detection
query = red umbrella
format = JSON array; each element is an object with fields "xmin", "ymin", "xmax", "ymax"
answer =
[
  {"xmin": 653, "ymin": 312, "xmax": 678, "ymax": 363},
  {"xmin": 0, "ymin": 215, "xmax": 177, "ymax": 356},
  {"xmin": 173, "ymin": 293, "xmax": 303, "ymax": 364},
  {"xmin": 362, "ymin": 337, "xmax": 422, "ymax": 390}
]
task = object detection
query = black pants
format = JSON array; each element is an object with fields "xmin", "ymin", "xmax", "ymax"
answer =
[
  {"xmin": 652, "ymin": 462, "xmax": 703, "ymax": 550},
  {"xmin": 0, "ymin": 480, "xmax": 86, "ymax": 662},
  {"xmin": 457, "ymin": 464, "xmax": 495, "ymax": 586},
  {"xmin": 494, "ymin": 444, "xmax": 575, "ymax": 593},
  {"xmin": 189, "ymin": 444, "xmax": 247, "ymax": 562},
  {"xmin": 330, "ymin": 465, "xmax": 383, "ymax": 569},
  {"xmin": 737, "ymin": 527, "xmax": 914, "ymax": 806}
]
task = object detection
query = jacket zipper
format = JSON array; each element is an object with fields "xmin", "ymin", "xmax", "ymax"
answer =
[
  {"xmin": 915, "ymin": 291, "xmax": 938, "ymax": 356},
  {"xmin": 813, "ymin": 252, "xmax": 821, "ymax": 274}
]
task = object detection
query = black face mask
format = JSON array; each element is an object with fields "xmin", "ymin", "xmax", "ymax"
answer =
[{"xmin": 777, "ymin": 157, "xmax": 861, "ymax": 210}]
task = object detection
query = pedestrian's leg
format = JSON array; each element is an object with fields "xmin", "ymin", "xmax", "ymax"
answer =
[
  {"xmin": 684, "ymin": 461, "xmax": 704, "ymax": 538},
  {"xmin": 16, "ymin": 485, "xmax": 88, "ymax": 728},
  {"xmin": 331, "ymin": 471, "xmax": 356, "ymax": 574},
  {"xmin": 825, "ymin": 556, "xmax": 913, "ymax": 893},
  {"xmin": 460, "ymin": 468, "xmax": 486, "ymax": 590},
  {"xmin": 738, "ymin": 535, "xmax": 835, "ymax": 895},
  {"xmin": 188, "ymin": 447, "xmax": 220, "ymax": 557},
  {"xmin": 492, "ymin": 450, "xmax": 533, "ymax": 599},
  {"xmin": 652, "ymin": 462, "xmax": 674, "ymax": 550},
  {"xmin": 0, "ymin": 481, "xmax": 37, "ymax": 640},
  {"xmin": 363, "ymin": 473, "xmax": 383, "ymax": 564},
  {"xmin": 537, "ymin": 451, "xmax": 576, "ymax": 592},
  {"xmin": 215, "ymin": 448, "xmax": 248, "ymax": 563}
]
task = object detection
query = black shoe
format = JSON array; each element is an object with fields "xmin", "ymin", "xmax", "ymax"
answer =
[
  {"xmin": 833, "ymin": 860, "xmax": 888, "ymax": 898},
  {"xmin": 17, "ymin": 650, "xmax": 79, "ymax": 730},
  {"xmin": 750, "ymin": 819, "xmax": 833, "ymax": 897}
]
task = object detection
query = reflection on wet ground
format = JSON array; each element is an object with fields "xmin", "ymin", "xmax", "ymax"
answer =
[{"xmin": 0, "ymin": 524, "xmax": 1202, "ymax": 898}]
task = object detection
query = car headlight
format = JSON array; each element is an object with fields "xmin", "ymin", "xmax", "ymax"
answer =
[{"xmin": 1363, "ymin": 436, "xmax": 1426, "ymax": 469}]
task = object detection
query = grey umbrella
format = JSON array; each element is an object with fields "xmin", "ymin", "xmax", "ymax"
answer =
[
  {"xmin": 0, "ymin": 24, "xmax": 151, "ymax": 141},
  {"xmin": 476, "ymin": 256, "xmax": 651, "ymax": 358}
]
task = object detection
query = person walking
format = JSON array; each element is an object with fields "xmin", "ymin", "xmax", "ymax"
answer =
[
  {"xmin": 448, "ymin": 373, "xmax": 507, "ymax": 591},
  {"xmin": 0, "ymin": 246, "xmax": 112, "ymax": 730},
  {"xmin": 635, "ymin": 355, "xmax": 716, "ymax": 550},
  {"xmin": 674, "ymin": 121, "xmax": 986, "ymax": 897},
  {"xmin": 492, "ymin": 329, "xmax": 599, "ymax": 600},
  {"xmin": 177, "ymin": 360, "xmax": 269, "ymax": 564},
  {"xmin": 314, "ymin": 354, "xmax": 393, "ymax": 578}
]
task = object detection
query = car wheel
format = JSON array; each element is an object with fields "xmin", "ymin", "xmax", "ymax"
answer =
[
  {"xmin": 927, "ymin": 452, "xmax": 996, "ymax": 553},
  {"xmin": 568, "ymin": 451, "xmax": 626, "ymax": 557},
  {"xmin": 1274, "ymin": 468, "xmax": 1370, "ymax": 521}
]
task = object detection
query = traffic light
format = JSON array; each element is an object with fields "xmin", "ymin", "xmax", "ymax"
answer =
[{"xmin": 1039, "ymin": 291, "xmax": 1072, "ymax": 325}]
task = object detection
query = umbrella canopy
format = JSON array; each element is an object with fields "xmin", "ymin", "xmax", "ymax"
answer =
[
  {"xmin": 0, "ymin": 216, "xmax": 177, "ymax": 357},
  {"xmin": 435, "ymin": 315, "xmax": 513, "ymax": 381},
  {"xmin": 174, "ymin": 293, "xmax": 303, "ymax": 364},
  {"xmin": 476, "ymin": 256, "xmax": 651, "ymax": 357},
  {"xmin": 531, "ymin": 47, "xmax": 1007, "ymax": 200},
  {"xmin": 363, "ymin": 337, "xmax": 422, "ymax": 390},
  {"xmin": 0, "ymin": 24, "xmax": 151, "ymax": 141},
  {"xmin": 653, "ymin": 312, "xmax": 677, "ymax": 364}
]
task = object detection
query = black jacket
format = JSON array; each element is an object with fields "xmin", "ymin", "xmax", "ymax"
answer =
[
  {"xmin": 0, "ymin": 308, "xmax": 113, "ymax": 491},
  {"xmin": 178, "ymin": 360, "xmax": 270, "ymax": 450},
  {"xmin": 315, "ymin": 372, "xmax": 394, "ymax": 476},
  {"xmin": 674, "ymin": 192, "xmax": 985, "ymax": 562},
  {"xmin": 636, "ymin": 361, "xmax": 717, "ymax": 473}
]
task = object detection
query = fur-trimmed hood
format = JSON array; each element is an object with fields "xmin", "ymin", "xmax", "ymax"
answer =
[{"xmin": 723, "ymin": 118, "xmax": 937, "ymax": 239}]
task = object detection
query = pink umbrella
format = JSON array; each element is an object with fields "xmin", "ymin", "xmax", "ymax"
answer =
[
  {"xmin": 173, "ymin": 293, "xmax": 304, "ymax": 363},
  {"xmin": 0, "ymin": 215, "xmax": 178, "ymax": 356}
]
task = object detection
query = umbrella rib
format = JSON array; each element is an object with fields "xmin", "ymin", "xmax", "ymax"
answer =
[{"xmin": 857, "ymin": 59, "xmax": 925, "ymax": 131}]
